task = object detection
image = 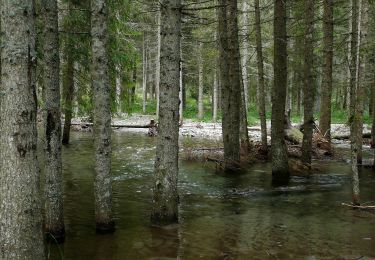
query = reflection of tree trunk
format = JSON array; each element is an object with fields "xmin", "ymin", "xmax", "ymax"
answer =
[
  {"xmin": 271, "ymin": 0, "xmax": 289, "ymax": 183},
  {"xmin": 151, "ymin": 0, "xmax": 181, "ymax": 225},
  {"xmin": 62, "ymin": 52, "xmax": 74, "ymax": 145},
  {"xmin": 301, "ymin": 0, "xmax": 315, "ymax": 165},
  {"xmin": 254, "ymin": 0, "xmax": 267, "ymax": 152}
]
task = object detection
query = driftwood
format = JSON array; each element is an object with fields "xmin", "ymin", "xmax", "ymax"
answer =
[
  {"xmin": 341, "ymin": 203, "xmax": 375, "ymax": 210},
  {"xmin": 70, "ymin": 122, "xmax": 150, "ymax": 128},
  {"xmin": 332, "ymin": 132, "xmax": 371, "ymax": 140}
]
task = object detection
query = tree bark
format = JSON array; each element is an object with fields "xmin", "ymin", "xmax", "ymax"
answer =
[
  {"xmin": 197, "ymin": 40, "xmax": 204, "ymax": 121},
  {"xmin": 156, "ymin": 5, "xmax": 161, "ymax": 118},
  {"xmin": 271, "ymin": 0, "xmax": 289, "ymax": 183},
  {"xmin": 254, "ymin": 0, "xmax": 268, "ymax": 152},
  {"xmin": 91, "ymin": 0, "xmax": 115, "ymax": 232},
  {"xmin": 142, "ymin": 32, "xmax": 147, "ymax": 113},
  {"xmin": 151, "ymin": 0, "xmax": 181, "ymax": 225},
  {"xmin": 43, "ymin": 0, "xmax": 65, "ymax": 243},
  {"xmin": 349, "ymin": 0, "xmax": 360, "ymax": 205},
  {"xmin": 219, "ymin": 0, "xmax": 241, "ymax": 171},
  {"xmin": 319, "ymin": 0, "xmax": 334, "ymax": 144},
  {"xmin": 62, "ymin": 52, "xmax": 74, "ymax": 145},
  {"xmin": 213, "ymin": 69, "xmax": 218, "ymax": 122},
  {"xmin": 0, "ymin": 0, "xmax": 46, "ymax": 258},
  {"xmin": 240, "ymin": 0, "xmax": 250, "ymax": 112},
  {"xmin": 301, "ymin": 0, "xmax": 315, "ymax": 165}
]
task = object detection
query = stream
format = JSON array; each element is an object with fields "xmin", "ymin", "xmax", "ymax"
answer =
[{"xmin": 47, "ymin": 130, "xmax": 375, "ymax": 259}]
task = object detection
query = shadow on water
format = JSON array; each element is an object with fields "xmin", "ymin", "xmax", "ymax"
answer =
[{"xmin": 46, "ymin": 130, "xmax": 375, "ymax": 259}]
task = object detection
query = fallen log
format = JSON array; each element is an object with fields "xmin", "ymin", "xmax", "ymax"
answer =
[
  {"xmin": 69, "ymin": 122, "xmax": 150, "ymax": 128},
  {"xmin": 341, "ymin": 203, "xmax": 375, "ymax": 210},
  {"xmin": 332, "ymin": 132, "xmax": 371, "ymax": 140}
]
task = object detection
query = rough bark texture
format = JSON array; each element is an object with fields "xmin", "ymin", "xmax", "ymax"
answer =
[
  {"xmin": 0, "ymin": 0, "xmax": 46, "ymax": 258},
  {"xmin": 271, "ymin": 0, "xmax": 289, "ymax": 183},
  {"xmin": 218, "ymin": 0, "xmax": 241, "ymax": 171},
  {"xmin": 319, "ymin": 0, "xmax": 334, "ymax": 144},
  {"xmin": 62, "ymin": 52, "xmax": 74, "ymax": 145},
  {"xmin": 254, "ymin": 0, "xmax": 267, "ymax": 152},
  {"xmin": 349, "ymin": 0, "xmax": 360, "ymax": 205},
  {"xmin": 301, "ymin": 0, "xmax": 315, "ymax": 165},
  {"xmin": 91, "ymin": 0, "xmax": 115, "ymax": 232},
  {"xmin": 43, "ymin": 0, "xmax": 65, "ymax": 243},
  {"xmin": 151, "ymin": 0, "xmax": 181, "ymax": 225},
  {"xmin": 372, "ymin": 74, "xmax": 375, "ymax": 148},
  {"xmin": 156, "ymin": 5, "xmax": 161, "ymax": 118},
  {"xmin": 239, "ymin": 70, "xmax": 250, "ymax": 153},
  {"xmin": 240, "ymin": 0, "xmax": 249, "ymax": 112},
  {"xmin": 213, "ymin": 69, "xmax": 218, "ymax": 122},
  {"xmin": 142, "ymin": 32, "xmax": 147, "ymax": 113},
  {"xmin": 198, "ymin": 41, "xmax": 204, "ymax": 121}
]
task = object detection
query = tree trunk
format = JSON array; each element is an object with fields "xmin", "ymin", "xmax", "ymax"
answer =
[
  {"xmin": 0, "ymin": 0, "xmax": 46, "ymax": 258},
  {"xmin": 198, "ymin": 41, "xmax": 204, "ymax": 121},
  {"xmin": 43, "ymin": 0, "xmax": 65, "ymax": 243},
  {"xmin": 349, "ymin": 0, "xmax": 360, "ymax": 205},
  {"xmin": 254, "ymin": 0, "xmax": 268, "ymax": 152},
  {"xmin": 91, "ymin": 0, "xmax": 115, "ymax": 233},
  {"xmin": 62, "ymin": 52, "xmax": 74, "ymax": 145},
  {"xmin": 131, "ymin": 61, "xmax": 136, "ymax": 105},
  {"xmin": 151, "ymin": 0, "xmax": 181, "ymax": 225},
  {"xmin": 372, "ymin": 74, "xmax": 375, "ymax": 148},
  {"xmin": 213, "ymin": 69, "xmax": 218, "ymax": 122},
  {"xmin": 271, "ymin": 0, "xmax": 289, "ymax": 183},
  {"xmin": 240, "ymin": 0, "xmax": 250, "ymax": 112},
  {"xmin": 115, "ymin": 65, "xmax": 122, "ymax": 114},
  {"xmin": 240, "ymin": 70, "xmax": 250, "ymax": 153},
  {"xmin": 355, "ymin": 0, "xmax": 366, "ymax": 164},
  {"xmin": 319, "ymin": 0, "xmax": 334, "ymax": 144},
  {"xmin": 156, "ymin": 5, "xmax": 161, "ymax": 118},
  {"xmin": 301, "ymin": 0, "xmax": 315, "ymax": 165},
  {"xmin": 142, "ymin": 32, "xmax": 147, "ymax": 113},
  {"xmin": 219, "ymin": 0, "xmax": 241, "ymax": 171}
]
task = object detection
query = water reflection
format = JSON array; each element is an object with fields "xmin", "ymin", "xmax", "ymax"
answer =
[{"xmin": 47, "ymin": 130, "xmax": 375, "ymax": 259}]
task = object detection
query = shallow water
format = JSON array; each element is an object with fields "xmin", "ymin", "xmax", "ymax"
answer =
[{"xmin": 48, "ymin": 130, "xmax": 375, "ymax": 259}]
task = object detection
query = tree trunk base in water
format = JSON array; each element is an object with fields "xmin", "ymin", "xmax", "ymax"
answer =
[
  {"xmin": 96, "ymin": 221, "xmax": 115, "ymax": 234},
  {"xmin": 151, "ymin": 213, "xmax": 178, "ymax": 226},
  {"xmin": 45, "ymin": 227, "xmax": 65, "ymax": 244},
  {"xmin": 271, "ymin": 170, "xmax": 290, "ymax": 186}
]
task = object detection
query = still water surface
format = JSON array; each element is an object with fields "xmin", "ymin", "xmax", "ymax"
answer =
[{"xmin": 49, "ymin": 130, "xmax": 375, "ymax": 259}]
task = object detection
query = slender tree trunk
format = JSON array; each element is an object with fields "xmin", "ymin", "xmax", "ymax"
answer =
[
  {"xmin": 319, "ymin": 0, "xmax": 334, "ymax": 144},
  {"xmin": 179, "ymin": 46, "xmax": 184, "ymax": 122},
  {"xmin": 62, "ymin": 52, "xmax": 74, "ymax": 145},
  {"xmin": 371, "ymin": 74, "xmax": 375, "ymax": 149},
  {"xmin": 116, "ymin": 65, "xmax": 122, "ymax": 114},
  {"xmin": 43, "ymin": 0, "xmax": 65, "ymax": 243},
  {"xmin": 255, "ymin": 0, "xmax": 268, "ymax": 152},
  {"xmin": 91, "ymin": 0, "xmax": 115, "ymax": 232},
  {"xmin": 271, "ymin": 0, "xmax": 289, "ymax": 183},
  {"xmin": 349, "ymin": 0, "xmax": 360, "ymax": 205},
  {"xmin": 0, "ymin": 0, "xmax": 46, "ymax": 258},
  {"xmin": 142, "ymin": 32, "xmax": 147, "ymax": 113},
  {"xmin": 241, "ymin": 0, "xmax": 250, "ymax": 112},
  {"xmin": 301, "ymin": 0, "xmax": 315, "ymax": 165},
  {"xmin": 219, "ymin": 0, "xmax": 241, "ymax": 171},
  {"xmin": 213, "ymin": 69, "xmax": 218, "ymax": 122},
  {"xmin": 156, "ymin": 5, "xmax": 161, "ymax": 118},
  {"xmin": 151, "ymin": 0, "xmax": 181, "ymax": 225},
  {"xmin": 355, "ymin": 0, "xmax": 366, "ymax": 164},
  {"xmin": 239, "ymin": 70, "xmax": 250, "ymax": 153},
  {"xmin": 131, "ymin": 61, "xmax": 136, "ymax": 105},
  {"xmin": 198, "ymin": 41, "xmax": 204, "ymax": 121}
]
